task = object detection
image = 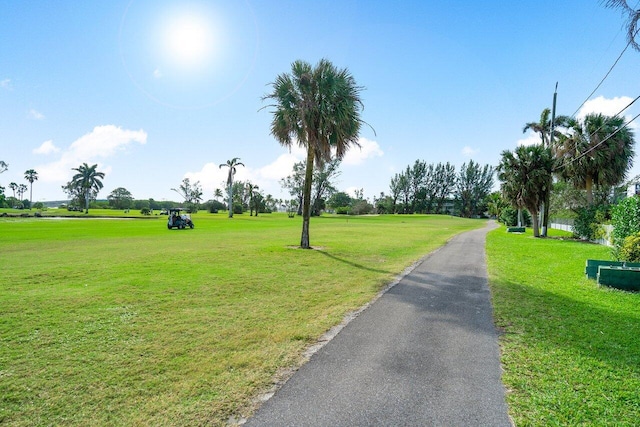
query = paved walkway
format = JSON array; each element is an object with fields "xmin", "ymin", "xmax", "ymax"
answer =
[{"xmin": 245, "ymin": 221, "xmax": 511, "ymax": 426}]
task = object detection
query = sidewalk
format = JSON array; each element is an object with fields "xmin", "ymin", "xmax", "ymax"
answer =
[{"xmin": 245, "ymin": 221, "xmax": 511, "ymax": 426}]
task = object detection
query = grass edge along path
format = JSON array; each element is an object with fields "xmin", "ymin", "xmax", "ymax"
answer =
[
  {"xmin": 486, "ymin": 226, "xmax": 640, "ymax": 426},
  {"xmin": 1, "ymin": 213, "xmax": 483, "ymax": 426}
]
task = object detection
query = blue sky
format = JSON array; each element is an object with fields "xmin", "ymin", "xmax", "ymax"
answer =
[{"xmin": 1, "ymin": 0, "xmax": 640, "ymax": 203}]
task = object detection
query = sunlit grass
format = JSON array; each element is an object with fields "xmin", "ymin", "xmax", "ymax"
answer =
[
  {"xmin": 487, "ymin": 227, "xmax": 640, "ymax": 426},
  {"xmin": 0, "ymin": 213, "xmax": 483, "ymax": 426}
]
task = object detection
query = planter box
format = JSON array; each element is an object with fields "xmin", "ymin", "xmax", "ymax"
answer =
[
  {"xmin": 585, "ymin": 259, "xmax": 640, "ymax": 279},
  {"xmin": 507, "ymin": 227, "xmax": 525, "ymax": 233},
  {"xmin": 597, "ymin": 266, "xmax": 640, "ymax": 291}
]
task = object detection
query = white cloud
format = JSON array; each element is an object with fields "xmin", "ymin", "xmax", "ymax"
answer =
[
  {"xmin": 153, "ymin": 68, "xmax": 163, "ymax": 79},
  {"xmin": 37, "ymin": 125, "xmax": 147, "ymax": 182},
  {"xmin": 0, "ymin": 78, "xmax": 11, "ymax": 90},
  {"xmin": 461, "ymin": 145, "xmax": 479, "ymax": 156},
  {"xmin": 342, "ymin": 137, "xmax": 383, "ymax": 165},
  {"xmin": 577, "ymin": 96, "xmax": 633, "ymax": 120},
  {"xmin": 29, "ymin": 109, "xmax": 45, "ymax": 120},
  {"xmin": 33, "ymin": 140, "xmax": 60, "ymax": 155},
  {"xmin": 516, "ymin": 132, "xmax": 543, "ymax": 146}
]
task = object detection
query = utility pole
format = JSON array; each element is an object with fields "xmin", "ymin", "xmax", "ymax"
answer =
[{"xmin": 541, "ymin": 82, "xmax": 558, "ymax": 237}]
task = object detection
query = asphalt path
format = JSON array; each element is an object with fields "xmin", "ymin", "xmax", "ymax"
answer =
[{"xmin": 245, "ymin": 221, "xmax": 511, "ymax": 426}]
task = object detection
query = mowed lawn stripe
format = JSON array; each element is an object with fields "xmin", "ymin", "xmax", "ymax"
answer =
[{"xmin": 1, "ymin": 213, "xmax": 483, "ymax": 426}]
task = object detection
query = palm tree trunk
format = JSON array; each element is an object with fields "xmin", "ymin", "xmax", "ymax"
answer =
[
  {"xmin": 300, "ymin": 146, "xmax": 314, "ymax": 249},
  {"xmin": 585, "ymin": 176, "xmax": 594, "ymax": 205},
  {"xmin": 517, "ymin": 208, "xmax": 523, "ymax": 227},
  {"xmin": 531, "ymin": 211, "xmax": 540, "ymax": 237},
  {"xmin": 228, "ymin": 184, "xmax": 233, "ymax": 218},
  {"xmin": 29, "ymin": 184, "xmax": 33, "ymax": 210}
]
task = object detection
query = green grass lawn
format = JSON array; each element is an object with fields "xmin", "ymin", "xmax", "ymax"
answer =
[
  {"xmin": 487, "ymin": 227, "xmax": 640, "ymax": 426},
  {"xmin": 0, "ymin": 212, "xmax": 484, "ymax": 426}
]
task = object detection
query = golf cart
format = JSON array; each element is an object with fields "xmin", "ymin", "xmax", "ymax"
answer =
[{"xmin": 167, "ymin": 208, "xmax": 194, "ymax": 229}]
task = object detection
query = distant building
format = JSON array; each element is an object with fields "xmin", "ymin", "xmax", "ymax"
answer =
[{"xmin": 627, "ymin": 182, "xmax": 640, "ymax": 198}]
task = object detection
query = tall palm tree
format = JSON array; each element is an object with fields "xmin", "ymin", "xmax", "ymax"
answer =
[
  {"xmin": 555, "ymin": 113, "xmax": 635, "ymax": 205},
  {"xmin": 497, "ymin": 144, "xmax": 554, "ymax": 237},
  {"xmin": 214, "ymin": 188, "xmax": 223, "ymax": 202},
  {"xmin": 24, "ymin": 169, "xmax": 38, "ymax": 209},
  {"xmin": 219, "ymin": 158, "xmax": 244, "ymax": 218},
  {"xmin": 523, "ymin": 108, "xmax": 569, "ymax": 235},
  {"xmin": 8, "ymin": 182, "xmax": 18, "ymax": 199},
  {"xmin": 71, "ymin": 163, "xmax": 105, "ymax": 214},
  {"xmin": 263, "ymin": 59, "xmax": 366, "ymax": 248},
  {"xmin": 246, "ymin": 182, "xmax": 259, "ymax": 216},
  {"xmin": 0, "ymin": 160, "xmax": 7, "ymax": 174}
]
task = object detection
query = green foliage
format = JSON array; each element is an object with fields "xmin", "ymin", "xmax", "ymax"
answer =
[
  {"xmin": 350, "ymin": 199, "xmax": 374, "ymax": 215},
  {"xmin": 140, "ymin": 207, "xmax": 151, "ymax": 215},
  {"xmin": 619, "ymin": 231, "xmax": 640, "ymax": 262},
  {"xmin": 611, "ymin": 196, "xmax": 640, "ymax": 248},
  {"xmin": 335, "ymin": 206, "xmax": 349, "ymax": 215},
  {"xmin": 499, "ymin": 206, "xmax": 531, "ymax": 227},
  {"xmin": 572, "ymin": 204, "xmax": 608, "ymax": 241}
]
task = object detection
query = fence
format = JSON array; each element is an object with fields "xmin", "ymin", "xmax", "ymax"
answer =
[{"xmin": 549, "ymin": 218, "xmax": 613, "ymax": 247}]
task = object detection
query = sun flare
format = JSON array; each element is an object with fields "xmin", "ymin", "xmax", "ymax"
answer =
[{"xmin": 163, "ymin": 12, "xmax": 215, "ymax": 69}]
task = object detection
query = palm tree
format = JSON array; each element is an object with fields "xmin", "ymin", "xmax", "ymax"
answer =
[
  {"xmin": 214, "ymin": 188, "xmax": 223, "ymax": 202},
  {"xmin": 604, "ymin": 1, "xmax": 640, "ymax": 51},
  {"xmin": 246, "ymin": 182, "xmax": 259, "ymax": 216},
  {"xmin": 24, "ymin": 169, "xmax": 38, "ymax": 209},
  {"xmin": 497, "ymin": 144, "xmax": 555, "ymax": 237},
  {"xmin": 523, "ymin": 109, "xmax": 569, "ymax": 235},
  {"xmin": 263, "ymin": 59, "xmax": 366, "ymax": 248},
  {"xmin": 219, "ymin": 158, "xmax": 244, "ymax": 218},
  {"xmin": 8, "ymin": 182, "xmax": 17, "ymax": 199},
  {"xmin": 71, "ymin": 163, "xmax": 105, "ymax": 214},
  {"xmin": 0, "ymin": 160, "xmax": 7, "ymax": 174},
  {"xmin": 17, "ymin": 184, "xmax": 27, "ymax": 202},
  {"xmin": 555, "ymin": 113, "xmax": 635, "ymax": 205}
]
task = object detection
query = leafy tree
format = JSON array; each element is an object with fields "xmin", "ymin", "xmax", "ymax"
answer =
[
  {"xmin": 23, "ymin": 169, "xmax": 38, "ymax": 209},
  {"xmin": 409, "ymin": 160, "xmax": 428, "ymax": 213},
  {"xmin": 555, "ymin": 113, "xmax": 635, "ymax": 205},
  {"xmin": 108, "ymin": 187, "xmax": 134, "ymax": 209},
  {"xmin": 328, "ymin": 191, "xmax": 352, "ymax": 209},
  {"xmin": 389, "ymin": 173, "xmax": 403, "ymax": 214},
  {"xmin": 219, "ymin": 158, "xmax": 244, "ymax": 218},
  {"xmin": 280, "ymin": 159, "xmax": 342, "ymax": 217},
  {"xmin": 455, "ymin": 160, "xmax": 494, "ymax": 218},
  {"xmin": 497, "ymin": 145, "xmax": 554, "ymax": 236},
  {"xmin": 280, "ymin": 161, "xmax": 306, "ymax": 216},
  {"xmin": 214, "ymin": 188, "xmax": 224, "ymax": 202},
  {"xmin": 171, "ymin": 178, "xmax": 203, "ymax": 213},
  {"xmin": 68, "ymin": 163, "xmax": 105, "ymax": 213},
  {"xmin": 263, "ymin": 59, "xmax": 365, "ymax": 249},
  {"xmin": 604, "ymin": 1, "xmax": 640, "ymax": 51},
  {"xmin": 433, "ymin": 162, "xmax": 457, "ymax": 213},
  {"xmin": 0, "ymin": 160, "xmax": 7, "ymax": 174},
  {"xmin": 486, "ymin": 191, "xmax": 507, "ymax": 219}
]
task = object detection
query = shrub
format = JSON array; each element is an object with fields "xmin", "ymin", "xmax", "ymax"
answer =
[
  {"xmin": 499, "ymin": 206, "xmax": 531, "ymax": 227},
  {"xmin": 572, "ymin": 205, "xmax": 607, "ymax": 241},
  {"xmin": 335, "ymin": 206, "xmax": 350, "ymax": 215},
  {"xmin": 140, "ymin": 208, "xmax": 151, "ymax": 215},
  {"xmin": 619, "ymin": 231, "xmax": 640, "ymax": 262},
  {"xmin": 611, "ymin": 196, "xmax": 640, "ymax": 248}
]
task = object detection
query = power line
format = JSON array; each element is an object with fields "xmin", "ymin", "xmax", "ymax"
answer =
[{"xmin": 570, "ymin": 26, "xmax": 640, "ymax": 118}]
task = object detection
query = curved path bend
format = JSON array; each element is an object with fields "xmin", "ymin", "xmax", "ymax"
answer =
[{"xmin": 246, "ymin": 221, "xmax": 511, "ymax": 426}]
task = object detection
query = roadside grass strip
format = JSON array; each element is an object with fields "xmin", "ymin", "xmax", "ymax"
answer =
[{"xmin": 487, "ymin": 227, "xmax": 640, "ymax": 426}]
